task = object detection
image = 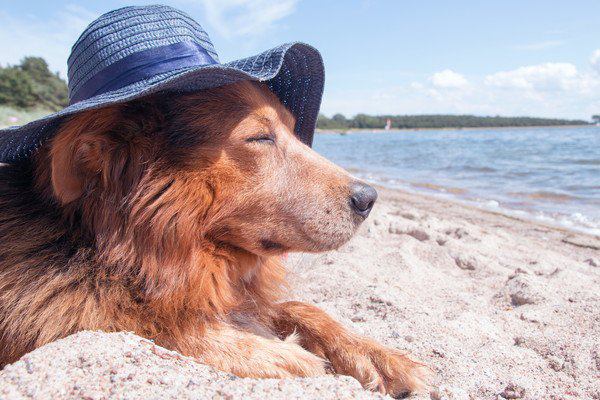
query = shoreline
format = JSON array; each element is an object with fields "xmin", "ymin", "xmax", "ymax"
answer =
[
  {"xmin": 371, "ymin": 180, "xmax": 600, "ymax": 237},
  {"xmin": 379, "ymin": 183, "xmax": 600, "ymax": 239},
  {"xmin": 316, "ymin": 124, "xmax": 594, "ymax": 134},
  {"xmin": 369, "ymin": 184, "xmax": 600, "ymax": 244},
  {"xmin": 344, "ymin": 168, "xmax": 600, "ymax": 237}
]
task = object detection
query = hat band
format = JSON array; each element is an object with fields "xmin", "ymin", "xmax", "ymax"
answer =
[{"xmin": 70, "ymin": 41, "xmax": 218, "ymax": 104}]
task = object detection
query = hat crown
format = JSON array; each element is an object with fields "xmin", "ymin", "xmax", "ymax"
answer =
[{"xmin": 67, "ymin": 5, "xmax": 219, "ymax": 101}]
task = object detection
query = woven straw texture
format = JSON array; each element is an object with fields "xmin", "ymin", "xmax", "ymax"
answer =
[{"xmin": 0, "ymin": 5, "xmax": 324, "ymax": 163}]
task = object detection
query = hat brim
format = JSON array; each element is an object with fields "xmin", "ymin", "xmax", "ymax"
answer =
[{"xmin": 0, "ymin": 42, "xmax": 324, "ymax": 164}]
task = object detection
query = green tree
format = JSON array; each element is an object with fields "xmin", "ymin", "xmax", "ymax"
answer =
[
  {"xmin": 21, "ymin": 57, "xmax": 68, "ymax": 111},
  {"xmin": 0, "ymin": 67, "xmax": 36, "ymax": 108},
  {"xmin": 21, "ymin": 57, "xmax": 53, "ymax": 83},
  {"xmin": 0, "ymin": 57, "xmax": 68, "ymax": 111},
  {"xmin": 331, "ymin": 113, "xmax": 348, "ymax": 126}
]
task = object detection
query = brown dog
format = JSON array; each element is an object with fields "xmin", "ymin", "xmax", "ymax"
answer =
[{"xmin": 0, "ymin": 81, "xmax": 425, "ymax": 397}]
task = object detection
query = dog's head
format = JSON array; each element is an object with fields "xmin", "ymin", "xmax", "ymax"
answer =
[{"xmin": 41, "ymin": 81, "xmax": 376, "ymax": 257}]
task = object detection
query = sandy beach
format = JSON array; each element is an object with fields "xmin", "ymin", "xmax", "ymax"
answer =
[{"xmin": 1, "ymin": 186, "xmax": 599, "ymax": 399}]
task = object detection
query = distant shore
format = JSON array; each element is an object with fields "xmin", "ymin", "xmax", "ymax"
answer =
[{"xmin": 316, "ymin": 124, "xmax": 594, "ymax": 134}]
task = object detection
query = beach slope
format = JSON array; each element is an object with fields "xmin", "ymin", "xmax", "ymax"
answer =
[{"xmin": 1, "ymin": 187, "xmax": 599, "ymax": 399}]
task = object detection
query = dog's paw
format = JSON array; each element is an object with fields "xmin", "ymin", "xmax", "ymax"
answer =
[{"xmin": 327, "ymin": 338, "xmax": 428, "ymax": 398}]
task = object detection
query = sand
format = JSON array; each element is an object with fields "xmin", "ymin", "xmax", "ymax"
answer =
[{"xmin": 1, "ymin": 186, "xmax": 599, "ymax": 399}]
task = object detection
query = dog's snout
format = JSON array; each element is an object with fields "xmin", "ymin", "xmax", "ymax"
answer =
[{"xmin": 349, "ymin": 182, "xmax": 377, "ymax": 218}]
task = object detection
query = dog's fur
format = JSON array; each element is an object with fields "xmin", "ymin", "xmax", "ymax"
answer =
[{"xmin": 0, "ymin": 81, "xmax": 425, "ymax": 396}]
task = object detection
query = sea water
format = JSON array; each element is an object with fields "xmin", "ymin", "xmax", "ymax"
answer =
[{"xmin": 313, "ymin": 126, "xmax": 600, "ymax": 235}]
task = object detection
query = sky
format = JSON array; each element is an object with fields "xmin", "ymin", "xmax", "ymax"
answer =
[{"xmin": 1, "ymin": 0, "xmax": 600, "ymax": 120}]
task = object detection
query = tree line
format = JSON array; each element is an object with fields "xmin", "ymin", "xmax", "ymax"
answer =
[{"xmin": 317, "ymin": 113, "xmax": 590, "ymax": 130}]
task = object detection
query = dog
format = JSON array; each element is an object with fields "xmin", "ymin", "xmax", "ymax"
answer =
[{"xmin": 0, "ymin": 81, "xmax": 425, "ymax": 397}]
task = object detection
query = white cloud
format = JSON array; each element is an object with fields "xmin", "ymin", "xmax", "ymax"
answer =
[
  {"xmin": 590, "ymin": 49, "xmax": 600, "ymax": 74},
  {"xmin": 513, "ymin": 40, "xmax": 565, "ymax": 51},
  {"xmin": 430, "ymin": 69, "xmax": 468, "ymax": 88},
  {"xmin": 197, "ymin": 0, "xmax": 298, "ymax": 38},
  {"xmin": 322, "ymin": 51, "xmax": 600, "ymax": 120},
  {"xmin": 484, "ymin": 63, "xmax": 580, "ymax": 91},
  {"xmin": 0, "ymin": 5, "xmax": 97, "ymax": 78}
]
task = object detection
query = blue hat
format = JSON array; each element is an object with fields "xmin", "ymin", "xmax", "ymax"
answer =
[{"xmin": 0, "ymin": 5, "xmax": 324, "ymax": 163}]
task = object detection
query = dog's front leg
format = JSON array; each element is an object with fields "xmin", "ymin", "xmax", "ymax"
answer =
[
  {"xmin": 272, "ymin": 301, "xmax": 427, "ymax": 397},
  {"xmin": 183, "ymin": 323, "xmax": 326, "ymax": 379}
]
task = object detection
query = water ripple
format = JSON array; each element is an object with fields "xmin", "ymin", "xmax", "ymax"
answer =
[{"xmin": 314, "ymin": 126, "xmax": 600, "ymax": 234}]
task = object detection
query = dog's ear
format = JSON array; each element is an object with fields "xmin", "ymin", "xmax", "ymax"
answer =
[{"xmin": 50, "ymin": 107, "xmax": 120, "ymax": 204}]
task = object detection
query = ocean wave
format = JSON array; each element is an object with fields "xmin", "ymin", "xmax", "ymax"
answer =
[
  {"xmin": 509, "ymin": 191, "xmax": 580, "ymax": 203},
  {"xmin": 410, "ymin": 182, "xmax": 468, "ymax": 194},
  {"xmin": 567, "ymin": 159, "xmax": 600, "ymax": 166},
  {"xmin": 355, "ymin": 173, "xmax": 600, "ymax": 236},
  {"xmin": 564, "ymin": 185, "xmax": 600, "ymax": 191},
  {"xmin": 472, "ymin": 200, "xmax": 600, "ymax": 236},
  {"xmin": 446, "ymin": 165, "xmax": 497, "ymax": 173}
]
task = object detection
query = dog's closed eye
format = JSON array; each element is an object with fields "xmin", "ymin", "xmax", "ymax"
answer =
[{"xmin": 246, "ymin": 133, "xmax": 275, "ymax": 144}]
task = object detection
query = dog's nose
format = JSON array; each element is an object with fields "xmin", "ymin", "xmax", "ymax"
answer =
[{"xmin": 349, "ymin": 182, "xmax": 377, "ymax": 218}]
